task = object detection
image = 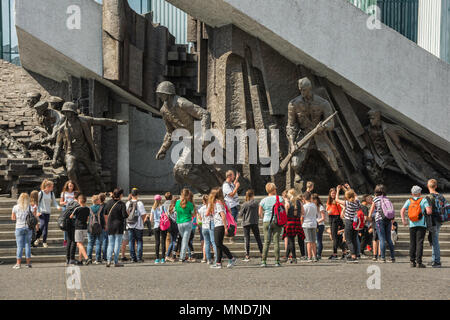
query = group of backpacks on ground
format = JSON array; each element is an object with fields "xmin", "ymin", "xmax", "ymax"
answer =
[{"xmin": 8, "ymin": 172, "xmax": 449, "ymax": 269}]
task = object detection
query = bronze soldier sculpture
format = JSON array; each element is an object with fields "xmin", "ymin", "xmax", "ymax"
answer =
[
  {"xmin": 364, "ymin": 110, "xmax": 450, "ymax": 188},
  {"xmin": 31, "ymin": 100, "xmax": 65, "ymax": 145},
  {"xmin": 286, "ymin": 77, "xmax": 343, "ymax": 187},
  {"xmin": 155, "ymin": 81, "xmax": 225, "ymax": 193},
  {"xmin": 52, "ymin": 102, "xmax": 128, "ymax": 192}
]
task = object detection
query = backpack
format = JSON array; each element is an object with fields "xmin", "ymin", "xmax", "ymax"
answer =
[
  {"xmin": 127, "ymin": 201, "xmax": 139, "ymax": 224},
  {"xmin": 223, "ymin": 203, "xmax": 237, "ymax": 236},
  {"xmin": 88, "ymin": 206, "xmax": 103, "ymax": 236},
  {"xmin": 270, "ymin": 195, "xmax": 287, "ymax": 227},
  {"xmin": 353, "ymin": 208, "xmax": 365, "ymax": 231},
  {"xmin": 26, "ymin": 206, "xmax": 38, "ymax": 230},
  {"xmin": 160, "ymin": 207, "xmax": 171, "ymax": 231},
  {"xmin": 58, "ymin": 201, "xmax": 80, "ymax": 231},
  {"xmin": 408, "ymin": 198, "xmax": 423, "ymax": 222},
  {"xmin": 379, "ymin": 196, "xmax": 395, "ymax": 220},
  {"xmin": 427, "ymin": 193, "xmax": 449, "ymax": 223}
]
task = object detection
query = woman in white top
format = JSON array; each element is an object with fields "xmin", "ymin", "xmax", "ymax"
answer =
[
  {"xmin": 208, "ymin": 187, "xmax": 236, "ymax": 269},
  {"xmin": 301, "ymin": 192, "xmax": 319, "ymax": 262},
  {"xmin": 60, "ymin": 180, "xmax": 79, "ymax": 247},
  {"xmin": 35, "ymin": 179, "xmax": 61, "ymax": 248},
  {"xmin": 11, "ymin": 193, "xmax": 35, "ymax": 269},
  {"xmin": 198, "ymin": 195, "xmax": 217, "ymax": 264},
  {"xmin": 312, "ymin": 194, "xmax": 326, "ymax": 260},
  {"xmin": 151, "ymin": 194, "xmax": 166, "ymax": 264}
]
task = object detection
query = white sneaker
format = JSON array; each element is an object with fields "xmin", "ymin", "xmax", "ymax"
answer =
[
  {"xmin": 43, "ymin": 243, "xmax": 48, "ymax": 248},
  {"xmin": 34, "ymin": 239, "xmax": 40, "ymax": 246},
  {"xmin": 12, "ymin": 264, "xmax": 20, "ymax": 269}
]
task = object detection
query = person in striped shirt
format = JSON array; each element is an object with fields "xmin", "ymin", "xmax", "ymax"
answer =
[{"xmin": 335, "ymin": 184, "xmax": 360, "ymax": 263}]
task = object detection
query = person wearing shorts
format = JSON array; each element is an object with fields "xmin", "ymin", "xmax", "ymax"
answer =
[
  {"xmin": 301, "ymin": 192, "xmax": 319, "ymax": 262},
  {"xmin": 70, "ymin": 194, "xmax": 91, "ymax": 265}
]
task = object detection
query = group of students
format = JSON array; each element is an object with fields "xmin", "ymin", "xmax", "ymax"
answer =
[{"xmin": 9, "ymin": 172, "xmax": 447, "ymax": 269}]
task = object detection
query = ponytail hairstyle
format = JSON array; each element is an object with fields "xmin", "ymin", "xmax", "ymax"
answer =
[
  {"xmin": 180, "ymin": 188, "xmax": 190, "ymax": 209},
  {"xmin": 245, "ymin": 189, "xmax": 255, "ymax": 202},
  {"xmin": 17, "ymin": 193, "xmax": 30, "ymax": 212},
  {"xmin": 112, "ymin": 188, "xmax": 124, "ymax": 200},
  {"xmin": 207, "ymin": 187, "xmax": 224, "ymax": 215}
]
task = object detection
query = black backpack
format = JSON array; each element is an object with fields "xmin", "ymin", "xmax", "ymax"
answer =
[
  {"xmin": 58, "ymin": 201, "xmax": 80, "ymax": 231},
  {"xmin": 88, "ymin": 206, "xmax": 103, "ymax": 236},
  {"xmin": 26, "ymin": 206, "xmax": 38, "ymax": 230},
  {"xmin": 127, "ymin": 201, "xmax": 139, "ymax": 224}
]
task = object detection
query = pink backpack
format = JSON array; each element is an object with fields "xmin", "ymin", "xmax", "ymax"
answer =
[
  {"xmin": 379, "ymin": 196, "xmax": 395, "ymax": 220},
  {"xmin": 271, "ymin": 195, "xmax": 287, "ymax": 227},
  {"xmin": 223, "ymin": 203, "xmax": 237, "ymax": 236},
  {"xmin": 159, "ymin": 207, "xmax": 171, "ymax": 231}
]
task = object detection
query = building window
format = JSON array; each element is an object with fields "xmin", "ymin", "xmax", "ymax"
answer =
[{"xmin": 1, "ymin": 0, "xmax": 20, "ymax": 65}]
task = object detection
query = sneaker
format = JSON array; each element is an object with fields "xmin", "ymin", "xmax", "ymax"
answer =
[
  {"xmin": 68, "ymin": 259, "xmax": 77, "ymax": 265},
  {"xmin": 166, "ymin": 256, "xmax": 174, "ymax": 262},
  {"xmin": 85, "ymin": 259, "xmax": 92, "ymax": 265},
  {"xmin": 137, "ymin": 259, "xmax": 145, "ymax": 263},
  {"xmin": 131, "ymin": 259, "xmax": 138, "ymax": 263},
  {"xmin": 307, "ymin": 258, "xmax": 313, "ymax": 263},
  {"xmin": 26, "ymin": 264, "xmax": 32, "ymax": 268},
  {"xmin": 201, "ymin": 259, "xmax": 207, "ymax": 263},
  {"xmin": 388, "ymin": 258, "xmax": 396, "ymax": 263},
  {"xmin": 431, "ymin": 262, "xmax": 441, "ymax": 268},
  {"xmin": 312, "ymin": 257, "xmax": 318, "ymax": 263},
  {"xmin": 316, "ymin": 255, "xmax": 321, "ymax": 261},
  {"xmin": 210, "ymin": 263, "xmax": 222, "ymax": 269},
  {"xmin": 106, "ymin": 261, "xmax": 111, "ymax": 268},
  {"xmin": 34, "ymin": 239, "xmax": 40, "ymax": 246},
  {"xmin": 372, "ymin": 256, "xmax": 378, "ymax": 262},
  {"xmin": 12, "ymin": 264, "xmax": 21, "ymax": 269},
  {"xmin": 379, "ymin": 258, "xmax": 386, "ymax": 263},
  {"xmin": 242, "ymin": 256, "xmax": 250, "ymax": 262},
  {"xmin": 230, "ymin": 257, "xmax": 237, "ymax": 266},
  {"xmin": 121, "ymin": 257, "xmax": 128, "ymax": 262},
  {"xmin": 207, "ymin": 260, "xmax": 213, "ymax": 265},
  {"xmin": 417, "ymin": 263, "xmax": 426, "ymax": 268},
  {"xmin": 155, "ymin": 259, "xmax": 160, "ymax": 264},
  {"xmin": 63, "ymin": 240, "xmax": 67, "ymax": 247},
  {"xmin": 346, "ymin": 257, "xmax": 358, "ymax": 263},
  {"xmin": 410, "ymin": 262, "xmax": 416, "ymax": 268},
  {"xmin": 161, "ymin": 259, "xmax": 166, "ymax": 264},
  {"xmin": 42, "ymin": 242, "xmax": 48, "ymax": 248},
  {"xmin": 274, "ymin": 262, "xmax": 282, "ymax": 267},
  {"xmin": 74, "ymin": 260, "xmax": 83, "ymax": 266},
  {"xmin": 114, "ymin": 263, "xmax": 124, "ymax": 267},
  {"xmin": 328, "ymin": 255, "xmax": 338, "ymax": 260},
  {"xmin": 188, "ymin": 257, "xmax": 196, "ymax": 263},
  {"xmin": 94, "ymin": 260, "xmax": 102, "ymax": 265},
  {"xmin": 260, "ymin": 261, "xmax": 267, "ymax": 268}
]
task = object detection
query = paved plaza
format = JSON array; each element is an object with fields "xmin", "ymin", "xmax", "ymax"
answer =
[{"xmin": 0, "ymin": 257, "xmax": 449, "ymax": 300}]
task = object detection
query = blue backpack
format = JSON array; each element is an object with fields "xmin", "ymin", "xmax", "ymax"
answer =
[{"xmin": 427, "ymin": 193, "xmax": 449, "ymax": 223}]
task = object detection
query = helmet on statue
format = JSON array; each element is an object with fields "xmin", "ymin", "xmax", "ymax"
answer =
[{"xmin": 156, "ymin": 81, "xmax": 176, "ymax": 96}]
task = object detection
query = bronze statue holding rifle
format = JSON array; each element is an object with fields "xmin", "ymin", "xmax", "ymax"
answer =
[{"xmin": 285, "ymin": 77, "xmax": 344, "ymax": 189}]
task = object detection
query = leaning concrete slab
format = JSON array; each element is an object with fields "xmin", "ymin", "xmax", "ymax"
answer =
[{"xmin": 167, "ymin": 0, "xmax": 450, "ymax": 151}]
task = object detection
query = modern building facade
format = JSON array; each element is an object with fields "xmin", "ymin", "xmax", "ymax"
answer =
[
  {"xmin": 349, "ymin": 0, "xmax": 450, "ymax": 63},
  {"xmin": 0, "ymin": 0, "xmax": 187, "ymax": 65}
]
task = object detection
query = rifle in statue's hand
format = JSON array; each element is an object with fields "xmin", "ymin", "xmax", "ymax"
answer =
[{"xmin": 280, "ymin": 111, "xmax": 338, "ymax": 172}]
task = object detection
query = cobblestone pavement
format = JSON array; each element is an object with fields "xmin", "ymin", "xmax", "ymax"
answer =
[{"xmin": 0, "ymin": 257, "xmax": 449, "ymax": 300}]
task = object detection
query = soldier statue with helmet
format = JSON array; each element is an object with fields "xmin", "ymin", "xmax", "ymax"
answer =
[{"xmin": 52, "ymin": 102, "xmax": 128, "ymax": 192}]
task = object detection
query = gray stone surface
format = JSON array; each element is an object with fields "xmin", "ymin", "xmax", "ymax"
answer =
[
  {"xmin": 0, "ymin": 257, "xmax": 449, "ymax": 300},
  {"xmin": 167, "ymin": 0, "xmax": 450, "ymax": 152}
]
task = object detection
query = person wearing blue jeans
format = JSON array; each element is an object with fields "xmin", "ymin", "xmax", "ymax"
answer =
[
  {"xmin": 129, "ymin": 229, "xmax": 144, "ymax": 262},
  {"xmin": 376, "ymin": 219, "xmax": 395, "ymax": 261},
  {"xmin": 15, "ymin": 228, "xmax": 32, "ymax": 267},
  {"xmin": 202, "ymin": 220, "xmax": 217, "ymax": 264},
  {"xmin": 87, "ymin": 232, "xmax": 104, "ymax": 263},
  {"xmin": 101, "ymin": 230, "xmax": 109, "ymax": 260},
  {"xmin": 177, "ymin": 221, "xmax": 192, "ymax": 262},
  {"xmin": 107, "ymin": 234, "xmax": 123, "ymax": 265},
  {"xmin": 427, "ymin": 179, "xmax": 444, "ymax": 268}
]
